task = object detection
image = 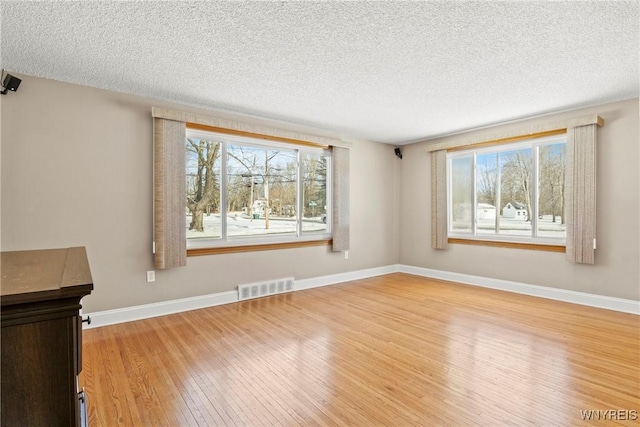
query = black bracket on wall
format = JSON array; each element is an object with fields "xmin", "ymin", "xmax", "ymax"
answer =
[{"xmin": 1, "ymin": 70, "xmax": 21, "ymax": 95}]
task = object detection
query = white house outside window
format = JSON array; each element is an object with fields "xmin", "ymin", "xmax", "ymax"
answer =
[{"xmin": 447, "ymin": 134, "xmax": 567, "ymax": 245}]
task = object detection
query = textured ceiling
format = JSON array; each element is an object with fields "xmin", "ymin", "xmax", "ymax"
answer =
[{"xmin": 1, "ymin": 1, "xmax": 638, "ymax": 144}]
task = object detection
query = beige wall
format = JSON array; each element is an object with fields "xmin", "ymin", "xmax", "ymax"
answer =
[
  {"xmin": 0, "ymin": 74, "xmax": 400, "ymax": 312},
  {"xmin": 2, "ymin": 74, "xmax": 637, "ymax": 311},
  {"xmin": 399, "ymin": 98, "xmax": 640, "ymax": 300}
]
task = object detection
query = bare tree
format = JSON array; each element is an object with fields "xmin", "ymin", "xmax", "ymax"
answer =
[
  {"xmin": 186, "ymin": 139, "xmax": 220, "ymax": 232},
  {"xmin": 502, "ymin": 151, "xmax": 533, "ymax": 221},
  {"xmin": 301, "ymin": 155, "xmax": 327, "ymax": 218},
  {"xmin": 227, "ymin": 147, "xmax": 280, "ymax": 229},
  {"xmin": 539, "ymin": 145, "xmax": 566, "ymax": 223},
  {"xmin": 227, "ymin": 147, "xmax": 258, "ymax": 216},
  {"xmin": 270, "ymin": 160, "xmax": 297, "ymax": 216},
  {"xmin": 477, "ymin": 160, "xmax": 498, "ymax": 206}
]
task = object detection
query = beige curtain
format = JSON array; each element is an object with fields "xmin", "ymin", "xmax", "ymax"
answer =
[
  {"xmin": 332, "ymin": 146, "xmax": 350, "ymax": 252},
  {"xmin": 153, "ymin": 118, "xmax": 187, "ymax": 269},
  {"xmin": 565, "ymin": 123, "xmax": 598, "ymax": 264},
  {"xmin": 431, "ymin": 149, "xmax": 448, "ymax": 249}
]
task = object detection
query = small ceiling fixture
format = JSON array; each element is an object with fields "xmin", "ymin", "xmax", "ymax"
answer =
[{"xmin": 1, "ymin": 70, "xmax": 21, "ymax": 95}]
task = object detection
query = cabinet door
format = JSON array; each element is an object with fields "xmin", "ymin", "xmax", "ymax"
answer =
[{"xmin": 1, "ymin": 317, "xmax": 77, "ymax": 427}]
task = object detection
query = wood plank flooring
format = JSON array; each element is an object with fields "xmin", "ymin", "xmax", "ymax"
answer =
[{"xmin": 80, "ymin": 273, "xmax": 640, "ymax": 426}]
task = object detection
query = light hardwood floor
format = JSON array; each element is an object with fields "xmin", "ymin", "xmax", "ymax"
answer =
[{"xmin": 80, "ymin": 273, "xmax": 640, "ymax": 426}]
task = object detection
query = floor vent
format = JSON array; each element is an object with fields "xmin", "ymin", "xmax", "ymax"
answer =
[{"xmin": 238, "ymin": 277, "xmax": 295, "ymax": 301}]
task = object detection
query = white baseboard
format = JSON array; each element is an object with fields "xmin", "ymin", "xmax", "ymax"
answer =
[
  {"xmin": 295, "ymin": 264, "xmax": 399, "ymax": 291},
  {"xmin": 84, "ymin": 264, "xmax": 398, "ymax": 329},
  {"xmin": 84, "ymin": 263, "xmax": 638, "ymax": 329},
  {"xmin": 397, "ymin": 264, "xmax": 640, "ymax": 315},
  {"xmin": 84, "ymin": 290, "xmax": 239, "ymax": 329}
]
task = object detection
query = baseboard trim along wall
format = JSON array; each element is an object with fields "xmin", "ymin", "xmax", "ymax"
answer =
[
  {"xmin": 83, "ymin": 265, "xmax": 398, "ymax": 329},
  {"xmin": 84, "ymin": 264, "xmax": 639, "ymax": 328},
  {"xmin": 295, "ymin": 265, "xmax": 398, "ymax": 291},
  {"xmin": 397, "ymin": 265, "xmax": 640, "ymax": 315},
  {"xmin": 83, "ymin": 290, "xmax": 239, "ymax": 329}
]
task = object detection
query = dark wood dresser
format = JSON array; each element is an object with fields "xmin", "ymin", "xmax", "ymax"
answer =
[{"xmin": 1, "ymin": 247, "xmax": 93, "ymax": 427}]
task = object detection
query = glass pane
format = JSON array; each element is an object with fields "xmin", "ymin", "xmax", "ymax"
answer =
[
  {"xmin": 186, "ymin": 138, "xmax": 222, "ymax": 240},
  {"xmin": 499, "ymin": 148, "xmax": 532, "ymax": 236},
  {"xmin": 476, "ymin": 153, "xmax": 498, "ymax": 235},
  {"xmin": 450, "ymin": 156, "xmax": 473, "ymax": 234},
  {"xmin": 538, "ymin": 143, "xmax": 567, "ymax": 239},
  {"xmin": 302, "ymin": 152, "xmax": 329, "ymax": 233},
  {"xmin": 227, "ymin": 144, "xmax": 297, "ymax": 237}
]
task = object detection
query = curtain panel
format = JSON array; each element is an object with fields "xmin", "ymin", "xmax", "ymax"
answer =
[
  {"xmin": 431, "ymin": 149, "xmax": 448, "ymax": 249},
  {"xmin": 153, "ymin": 117, "xmax": 187, "ymax": 269},
  {"xmin": 332, "ymin": 146, "xmax": 350, "ymax": 252},
  {"xmin": 565, "ymin": 122, "xmax": 600, "ymax": 264}
]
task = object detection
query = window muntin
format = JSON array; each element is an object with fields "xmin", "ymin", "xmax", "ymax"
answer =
[
  {"xmin": 447, "ymin": 135, "xmax": 567, "ymax": 244},
  {"xmin": 186, "ymin": 129, "xmax": 331, "ymax": 248}
]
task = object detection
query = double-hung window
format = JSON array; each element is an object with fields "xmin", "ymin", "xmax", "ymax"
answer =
[
  {"xmin": 186, "ymin": 129, "xmax": 331, "ymax": 249},
  {"xmin": 447, "ymin": 134, "xmax": 567, "ymax": 245}
]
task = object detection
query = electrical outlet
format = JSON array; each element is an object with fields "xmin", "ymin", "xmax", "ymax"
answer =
[
  {"xmin": 146, "ymin": 270, "xmax": 155, "ymax": 283},
  {"xmin": 345, "ymin": 250, "xmax": 349, "ymax": 260}
]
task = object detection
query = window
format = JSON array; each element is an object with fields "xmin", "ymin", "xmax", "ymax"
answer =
[
  {"xmin": 185, "ymin": 129, "xmax": 331, "ymax": 248},
  {"xmin": 153, "ymin": 108, "xmax": 350, "ymax": 268},
  {"xmin": 430, "ymin": 115, "xmax": 601, "ymax": 262},
  {"xmin": 447, "ymin": 134, "xmax": 567, "ymax": 244}
]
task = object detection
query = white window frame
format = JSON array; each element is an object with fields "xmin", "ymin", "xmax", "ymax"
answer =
[
  {"xmin": 186, "ymin": 129, "xmax": 332, "ymax": 250},
  {"xmin": 446, "ymin": 134, "xmax": 567, "ymax": 246}
]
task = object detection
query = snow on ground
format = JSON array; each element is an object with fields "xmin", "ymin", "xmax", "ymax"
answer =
[
  {"xmin": 451, "ymin": 215, "xmax": 566, "ymax": 238},
  {"xmin": 188, "ymin": 213, "xmax": 566, "ymax": 240},
  {"xmin": 187, "ymin": 212, "xmax": 326, "ymax": 239}
]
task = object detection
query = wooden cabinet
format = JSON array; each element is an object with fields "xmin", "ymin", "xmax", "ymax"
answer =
[{"xmin": 1, "ymin": 247, "xmax": 93, "ymax": 427}]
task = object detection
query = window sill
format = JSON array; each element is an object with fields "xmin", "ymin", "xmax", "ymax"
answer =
[
  {"xmin": 187, "ymin": 239, "xmax": 332, "ymax": 256},
  {"xmin": 448, "ymin": 238, "xmax": 565, "ymax": 252}
]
